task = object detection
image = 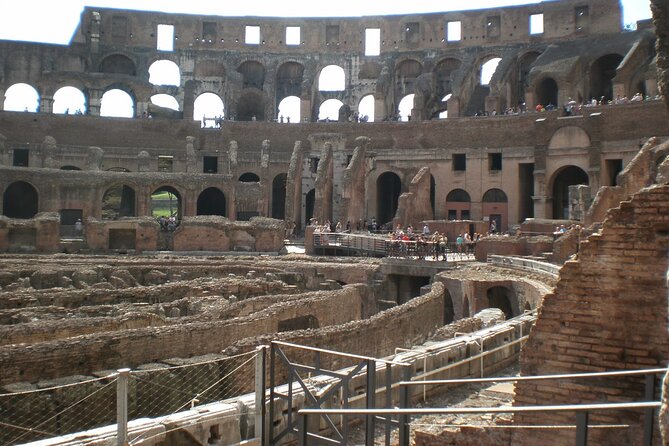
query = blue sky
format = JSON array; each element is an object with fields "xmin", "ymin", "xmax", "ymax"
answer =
[{"xmin": 0, "ymin": 0, "xmax": 653, "ymax": 44}]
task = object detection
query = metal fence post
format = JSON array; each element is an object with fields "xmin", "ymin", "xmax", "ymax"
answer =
[
  {"xmin": 398, "ymin": 364, "xmax": 411, "ymax": 446},
  {"xmin": 643, "ymin": 373, "xmax": 656, "ymax": 446},
  {"xmin": 366, "ymin": 359, "xmax": 376, "ymax": 446},
  {"xmin": 116, "ymin": 368, "xmax": 131, "ymax": 446},
  {"xmin": 255, "ymin": 345, "xmax": 267, "ymax": 446},
  {"xmin": 575, "ymin": 410, "xmax": 588, "ymax": 446}
]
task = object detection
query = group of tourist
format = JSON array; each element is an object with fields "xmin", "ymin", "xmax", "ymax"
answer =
[{"xmin": 157, "ymin": 215, "xmax": 179, "ymax": 232}]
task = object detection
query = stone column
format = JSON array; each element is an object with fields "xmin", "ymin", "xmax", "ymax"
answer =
[
  {"xmin": 88, "ymin": 89, "xmax": 103, "ymax": 116},
  {"xmin": 40, "ymin": 96, "xmax": 54, "ymax": 114}
]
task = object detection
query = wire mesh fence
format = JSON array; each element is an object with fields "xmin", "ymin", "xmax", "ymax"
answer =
[
  {"xmin": 0, "ymin": 375, "xmax": 118, "ymax": 445},
  {"xmin": 0, "ymin": 350, "xmax": 257, "ymax": 445}
]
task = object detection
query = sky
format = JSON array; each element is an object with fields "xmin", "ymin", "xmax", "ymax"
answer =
[{"xmin": 0, "ymin": 0, "xmax": 654, "ymax": 45}]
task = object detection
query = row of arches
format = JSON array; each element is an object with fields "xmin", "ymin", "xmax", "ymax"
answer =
[{"xmin": 443, "ymin": 285, "xmax": 533, "ymax": 324}]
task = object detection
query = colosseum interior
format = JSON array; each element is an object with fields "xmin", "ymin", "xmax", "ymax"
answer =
[{"xmin": 0, "ymin": 0, "xmax": 668, "ymax": 445}]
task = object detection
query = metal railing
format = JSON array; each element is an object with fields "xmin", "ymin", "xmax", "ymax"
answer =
[{"xmin": 488, "ymin": 254, "xmax": 560, "ymax": 276}]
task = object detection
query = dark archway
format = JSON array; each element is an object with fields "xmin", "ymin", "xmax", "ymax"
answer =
[
  {"xmin": 444, "ymin": 289, "xmax": 454, "ymax": 324},
  {"xmin": 238, "ymin": 61, "xmax": 266, "ymax": 90},
  {"xmin": 236, "ymin": 89, "xmax": 266, "ymax": 121},
  {"xmin": 446, "ymin": 188, "xmax": 471, "ymax": 221},
  {"xmin": 99, "ymin": 54, "xmax": 136, "ymax": 76},
  {"xmin": 487, "ymin": 286, "xmax": 515, "ymax": 320},
  {"xmin": 3, "ymin": 181, "xmax": 38, "ymax": 219},
  {"xmin": 305, "ymin": 188, "xmax": 315, "ymax": 226},
  {"xmin": 395, "ymin": 59, "xmax": 422, "ymax": 96},
  {"xmin": 551, "ymin": 166, "xmax": 589, "ymax": 219},
  {"xmin": 102, "ymin": 185, "xmax": 136, "ymax": 219},
  {"xmin": 276, "ymin": 62, "xmax": 304, "ymax": 103},
  {"xmin": 518, "ymin": 52, "xmax": 541, "ymax": 105},
  {"xmin": 376, "ymin": 172, "xmax": 402, "ymax": 226},
  {"xmin": 536, "ymin": 77, "xmax": 558, "ymax": 107},
  {"xmin": 197, "ymin": 187, "xmax": 226, "ymax": 216},
  {"xmin": 151, "ymin": 186, "xmax": 182, "ymax": 220},
  {"xmin": 462, "ymin": 296, "xmax": 470, "ymax": 318},
  {"xmin": 590, "ymin": 54, "xmax": 623, "ymax": 102},
  {"xmin": 435, "ymin": 58, "xmax": 462, "ymax": 99},
  {"xmin": 239, "ymin": 172, "xmax": 260, "ymax": 182},
  {"xmin": 272, "ymin": 174, "xmax": 287, "ymax": 220}
]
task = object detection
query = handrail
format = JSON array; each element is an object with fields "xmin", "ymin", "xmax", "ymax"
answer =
[
  {"xmin": 272, "ymin": 341, "xmax": 412, "ymax": 366},
  {"xmin": 400, "ymin": 367, "xmax": 669, "ymax": 386}
]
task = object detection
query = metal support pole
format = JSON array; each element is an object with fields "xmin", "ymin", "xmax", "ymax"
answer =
[
  {"xmin": 255, "ymin": 346, "xmax": 267, "ymax": 446},
  {"xmin": 398, "ymin": 365, "xmax": 411, "ymax": 446},
  {"xmin": 365, "ymin": 359, "xmax": 376, "ymax": 446},
  {"xmin": 269, "ymin": 343, "xmax": 276, "ymax": 446},
  {"xmin": 299, "ymin": 413, "xmax": 308, "ymax": 446},
  {"xmin": 385, "ymin": 364, "xmax": 392, "ymax": 446},
  {"xmin": 116, "ymin": 368, "xmax": 131, "ymax": 446},
  {"xmin": 575, "ymin": 411, "xmax": 588, "ymax": 446},
  {"xmin": 643, "ymin": 373, "xmax": 656, "ymax": 446}
]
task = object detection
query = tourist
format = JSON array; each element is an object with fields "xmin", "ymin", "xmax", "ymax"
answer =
[
  {"xmin": 74, "ymin": 219, "xmax": 83, "ymax": 236},
  {"xmin": 456, "ymin": 233, "xmax": 464, "ymax": 258}
]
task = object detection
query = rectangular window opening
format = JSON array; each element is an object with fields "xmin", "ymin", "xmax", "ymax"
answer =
[
  {"xmin": 326, "ymin": 25, "xmax": 340, "ymax": 45},
  {"xmin": 453, "ymin": 153, "xmax": 466, "ymax": 171},
  {"xmin": 365, "ymin": 28, "xmax": 381, "ymax": 56},
  {"xmin": 13, "ymin": 148, "xmax": 29, "ymax": 167},
  {"xmin": 245, "ymin": 25, "xmax": 260, "ymax": 45},
  {"xmin": 446, "ymin": 21, "xmax": 461, "ymax": 42},
  {"xmin": 202, "ymin": 21, "xmax": 217, "ymax": 43},
  {"xmin": 203, "ymin": 156, "xmax": 218, "ymax": 173},
  {"xmin": 157, "ymin": 24, "xmax": 174, "ymax": 51},
  {"xmin": 310, "ymin": 157, "xmax": 319, "ymax": 174},
  {"xmin": 530, "ymin": 14, "xmax": 544, "ymax": 35},
  {"xmin": 405, "ymin": 22, "xmax": 419, "ymax": 44},
  {"xmin": 448, "ymin": 210, "xmax": 457, "ymax": 221},
  {"xmin": 461, "ymin": 210, "xmax": 471, "ymax": 220},
  {"xmin": 489, "ymin": 153, "xmax": 502, "ymax": 171},
  {"xmin": 158, "ymin": 155, "xmax": 174, "ymax": 172},
  {"xmin": 286, "ymin": 26, "xmax": 300, "ymax": 45}
]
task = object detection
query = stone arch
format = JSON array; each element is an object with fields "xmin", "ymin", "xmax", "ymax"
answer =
[
  {"xmin": 536, "ymin": 77, "xmax": 558, "ymax": 107},
  {"xmin": 318, "ymin": 65, "xmax": 345, "ymax": 91},
  {"xmin": 3, "ymin": 181, "xmax": 39, "ymax": 218},
  {"xmin": 318, "ymin": 99, "xmax": 344, "ymax": 121},
  {"xmin": 446, "ymin": 188, "xmax": 471, "ymax": 221},
  {"xmin": 276, "ymin": 61, "xmax": 304, "ymax": 102},
  {"xmin": 148, "ymin": 59, "xmax": 181, "ymax": 86},
  {"xmin": 3, "ymin": 83, "xmax": 40, "ymax": 112},
  {"xmin": 277, "ymin": 96, "xmax": 300, "ymax": 123},
  {"xmin": 434, "ymin": 58, "xmax": 462, "ymax": 99},
  {"xmin": 444, "ymin": 288, "xmax": 454, "ymax": 324},
  {"xmin": 150, "ymin": 94, "xmax": 179, "ymax": 111},
  {"xmin": 518, "ymin": 51, "xmax": 541, "ymax": 104},
  {"xmin": 550, "ymin": 165, "xmax": 589, "ymax": 219},
  {"xmin": 589, "ymin": 53, "xmax": 623, "ymax": 102},
  {"xmin": 395, "ymin": 59, "xmax": 422, "ymax": 95},
  {"xmin": 482, "ymin": 188, "xmax": 508, "ymax": 232},
  {"xmin": 272, "ymin": 173, "xmax": 287, "ymax": 220},
  {"xmin": 479, "ymin": 56, "xmax": 502, "ymax": 86},
  {"xmin": 100, "ymin": 85, "xmax": 135, "ymax": 118},
  {"xmin": 486, "ymin": 286, "xmax": 516, "ymax": 320},
  {"xmin": 358, "ymin": 94, "xmax": 375, "ymax": 122},
  {"xmin": 237, "ymin": 60, "xmax": 265, "ymax": 90},
  {"xmin": 397, "ymin": 94, "xmax": 415, "ymax": 121},
  {"xmin": 150, "ymin": 186, "xmax": 182, "ymax": 220},
  {"xmin": 239, "ymin": 172, "xmax": 260, "ymax": 182},
  {"xmin": 53, "ymin": 86, "xmax": 87, "ymax": 114},
  {"xmin": 376, "ymin": 171, "xmax": 402, "ymax": 227},
  {"xmin": 102, "ymin": 184, "xmax": 136, "ymax": 219},
  {"xmin": 197, "ymin": 187, "xmax": 226, "ymax": 216},
  {"xmin": 548, "ymin": 126, "xmax": 591, "ymax": 149},
  {"xmin": 194, "ymin": 92, "xmax": 224, "ymax": 126},
  {"xmin": 236, "ymin": 89, "xmax": 266, "ymax": 121},
  {"xmin": 99, "ymin": 54, "xmax": 136, "ymax": 76},
  {"xmin": 305, "ymin": 188, "xmax": 315, "ymax": 226}
]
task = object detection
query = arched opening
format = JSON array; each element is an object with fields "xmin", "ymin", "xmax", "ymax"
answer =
[
  {"xmin": 462, "ymin": 296, "xmax": 470, "ymax": 318},
  {"xmin": 238, "ymin": 61, "xmax": 266, "ymax": 90},
  {"xmin": 272, "ymin": 174, "xmax": 287, "ymax": 220},
  {"xmin": 197, "ymin": 187, "xmax": 227, "ymax": 216},
  {"xmin": 376, "ymin": 172, "xmax": 402, "ymax": 227},
  {"xmin": 150, "ymin": 94, "xmax": 179, "ymax": 112},
  {"xmin": 102, "ymin": 185, "xmax": 136, "ymax": 219},
  {"xmin": 100, "ymin": 88, "xmax": 135, "ymax": 118},
  {"xmin": 590, "ymin": 54, "xmax": 623, "ymax": 103},
  {"xmin": 236, "ymin": 89, "xmax": 266, "ymax": 121},
  {"xmin": 151, "ymin": 186, "xmax": 182, "ymax": 220},
  {"xmin": 305, "ymin": 188, "xmax": 315, "ymax": 226},
  {"xmin": 99, "ymin": 54, "xmax": 136, "ymax": 76},
  {"xmin": 277, "ymin": 96, "xmax": 300, "ymax": 123},
  {"xmin": 551, "ymin": 166, "xmax": 589, "ymax": 219},
  {"xmin": 318, "ymin": 65, "xmax": 345, "ymax": 91},
  {"xmin": 239, "ymin": 172, "xmax": 260, "ymax": 182},
  {"xmin": 446, "ymin": 189, "xmax": 471, "ymax": 220},
  {"xmin": 518, "ymin": 52, "xmax": 540, "ymax": 104},
  {"xmin": 487, "ymin": 286, "xmax": 515, "ymax": 320},
  {"xmin": 444, "ymin": 289, "xmax": 454, "ymax": 324},
  {"xmin": 395, "ymin": 59, "xmax": 422, "ymax": 95},
  {"xmin": 358, "ymin": 94, "xmax": 375, "ymax": 122},
  {"xmin": 536, "ymin": 77, "xmax": 558, "ymax": 108},
  {"xmin": 482, "ymin": 188, "xmax": 508, "ymax": 233},
  {"xmin": 4, "ymin": 83, "xmax": 39, "ymax": 112},
  {"xmin": 148, "ymin": 60, "xmax": 181, "ymax": 86},
  {"xmin": 438, "ymin": 93, "xmax": 453, "ymax": 118},
  {"xmin": 276, "ymin": 62, "xmax": 304, "ymax": 104},
  {"xmin": 435, "ymin": 58, "xmax": 461, "ymax": 99},
  {"xmin": 480, "ymin": 57, "xmax": 502, "ymax": 85},
  {"xmin": 193, "ymin": 92, "xmax": 224, "ymax": 127},
  {"xmin": 3, "ymin": 181, "xmax": 38, "ymax": 218},
  {"xmin": 53, "ymin": 86, "xmax": 86, "ymax": 115},
  {"xmin": 318, "ymin": 99, "xmax": 344, "ymax": 121},
  {"xmin": 397, "ymin": 94, "xmax": 414, "ymax": 121}
]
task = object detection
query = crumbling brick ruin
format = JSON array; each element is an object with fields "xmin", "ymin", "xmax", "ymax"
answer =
[{"xmin": 1, "ymin": 0, "xmax": 669, "ymax": 445}]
